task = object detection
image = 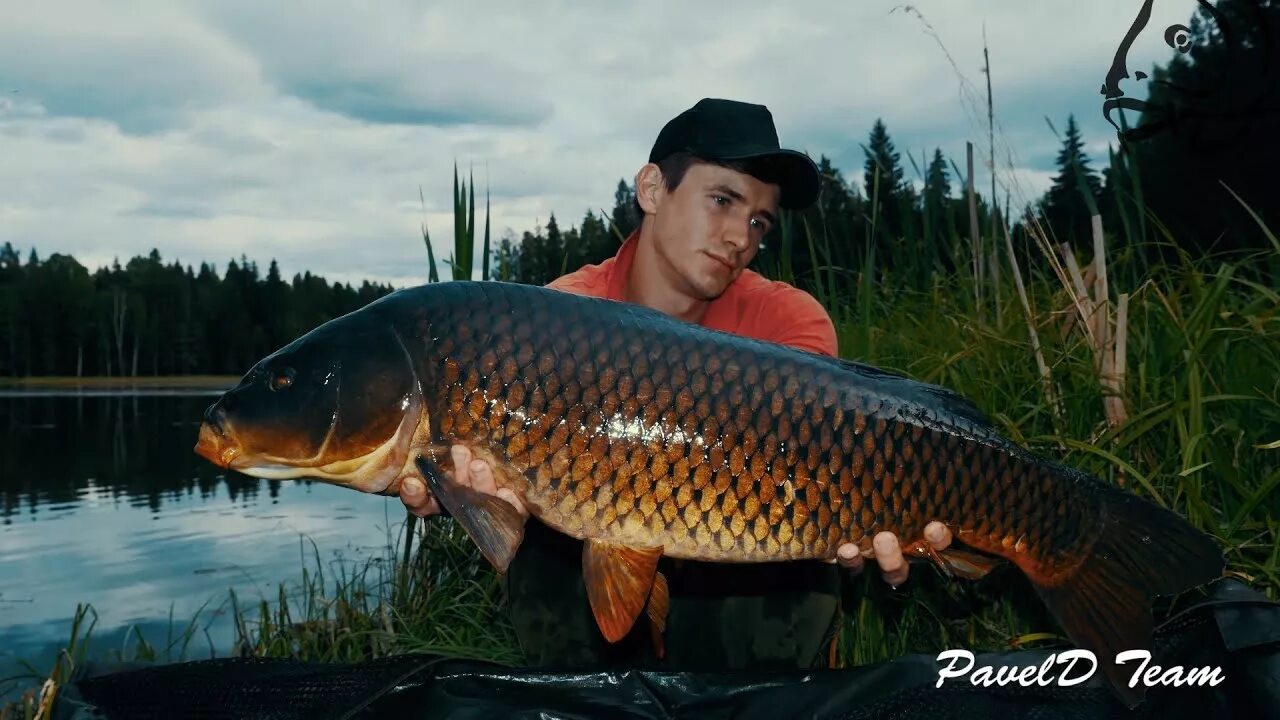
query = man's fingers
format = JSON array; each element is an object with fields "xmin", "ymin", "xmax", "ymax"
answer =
[
  {"xmin": 873, "ymin": 531, "xmax": 910, "ymax": 587},
  {"xmin": 495, "ymin": 487, "xmax": 529, "ymax": 519},
  {"xmin": 443, "ymin": 446, "xmax": 525, "ymax": 519},
  {"xmin": 884, "ymin": 565, "xmax": 909, "ymax": 587},
  {"xmin": 925, "ymin": 521, "xmax": 952, "ymax": 550},
  {"xmin": 836, "ymin": 543, "xmax": 864, "ymax": 572},
  {"xmin": 450, "ymin": 445, "xmax": 473, "ymax": 487},
  {"xmin": 400, "ymin": 476, "xmax": 440, "ymax": 517},
  {"xmin": 470, "ymin": 458, "xmax": 497, "ymax": 495}
]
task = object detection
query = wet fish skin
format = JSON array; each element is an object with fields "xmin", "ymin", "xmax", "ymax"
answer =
[{"xmin": 418, "ymin": 282, "xmax": 1085, "ymax": 572}]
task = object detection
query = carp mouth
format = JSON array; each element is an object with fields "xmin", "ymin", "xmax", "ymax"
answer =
[
  {"xmin": 194, "ymin": 392, "xmax": 425, "ymax": 495},
  {"xmin": 193, "ymin": 327, "xmax": 429, "ymax": 495},
  {"xmin": 194, "ymin": 422, "xmax": 243, "ymax": 469}
]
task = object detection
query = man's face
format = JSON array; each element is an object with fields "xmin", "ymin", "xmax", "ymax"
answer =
[{"xmin": 647, "ymin": 162, "xmax": 780, "ymax": 300}]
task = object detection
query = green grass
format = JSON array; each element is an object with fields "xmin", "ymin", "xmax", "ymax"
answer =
[{"xmin": 226, "ymin": 524, "xmax": 520, "ymax": 664}]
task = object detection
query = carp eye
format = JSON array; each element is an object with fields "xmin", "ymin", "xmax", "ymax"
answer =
[{"xmin": 268, "ymin": 367, "xmax": 296, "ymax": 392}]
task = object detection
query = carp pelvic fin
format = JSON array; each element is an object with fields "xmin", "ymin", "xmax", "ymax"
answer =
[
  {"xmin": 934, "ymin": 547, "xmax": 1003, "ymax": 580},
  {"xmin": 415, "ymin": 456, "xmax": 526, "ymax": 573},
  {"xmin": 904, "ymin": 540, "xmax": 1003, "ymax": 581},
  {"xmin": 647, "ymin": 571, "xmax": 670, "ymax": 660},
  {"xmin": 582, "ymin": 540, "xmax": 663, "ymax": 644}
]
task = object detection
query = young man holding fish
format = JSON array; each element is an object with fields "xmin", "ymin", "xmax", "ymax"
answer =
[
  {"xmin": 196, "ymin": 97, "xmax": 1224, "ymax": 706},
  {"xmin": 400, "ymin": 98, "xmax": 953, "ymax": 670}
]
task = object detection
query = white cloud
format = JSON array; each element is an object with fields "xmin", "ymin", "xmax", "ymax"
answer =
[
  {"xmin": 0, "ymin": 1, "xmax": 268, "ymax": 133},
  {"xmin": 2, "ymin": 0, "xmax": 1196, "ymax": 287},
  {"xmin": 192, "ymin": 0, "xmax": 555, "ymax": 127}
]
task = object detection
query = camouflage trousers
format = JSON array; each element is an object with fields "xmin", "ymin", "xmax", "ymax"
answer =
[{"xmin": 505, "ymin": 519, "xmax": 842, "ymax": 671}]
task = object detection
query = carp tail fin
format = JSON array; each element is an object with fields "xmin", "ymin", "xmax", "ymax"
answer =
[{"xmin": 1032, "ymin": 484, "xmax": 1224, "ymax": 709}]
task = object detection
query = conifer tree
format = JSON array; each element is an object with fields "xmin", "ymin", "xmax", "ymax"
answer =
[
  {"xmin": 922, "ymin": 148, "xmax": 955, "ymax": 271},
  {"xmin": 1041, "ymin": 114, "xmax": 1103, "ymax": 247},
  {"xmin": 863, "ymin": 119, "xmax": 909, "ymax": 242},
  {"xmin": 610, "ymin": 179, "xmax": 639, "ymax": 239}
]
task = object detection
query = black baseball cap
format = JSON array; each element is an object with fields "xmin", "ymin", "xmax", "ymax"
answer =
[{"xmin": 649, "ymin": 98, "xmax": 820, "ymax": 209}]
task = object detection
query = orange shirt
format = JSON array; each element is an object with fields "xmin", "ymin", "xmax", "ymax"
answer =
[{"xmin": 546, "ymin": 231, "xmax": 838, "ymax": 357}]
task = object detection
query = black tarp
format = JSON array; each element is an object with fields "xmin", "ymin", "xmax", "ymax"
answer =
[{"xmin": 52, "ymin": 579, "xmax": 1280, "ymax": 720}]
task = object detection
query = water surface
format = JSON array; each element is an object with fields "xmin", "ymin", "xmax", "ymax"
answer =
[{"xmin": 0, "ymin": 391, "xmax": 406, "ymax": 697}]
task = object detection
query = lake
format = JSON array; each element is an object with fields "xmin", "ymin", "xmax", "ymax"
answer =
[{"xmin": 0, "ymin": 389, "xmax": 407, "ymax": 699}]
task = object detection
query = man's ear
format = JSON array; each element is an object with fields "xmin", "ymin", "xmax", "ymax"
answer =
[{"xmin": 635, "ymin": 163, "xmax": 664, "ymax": 216}]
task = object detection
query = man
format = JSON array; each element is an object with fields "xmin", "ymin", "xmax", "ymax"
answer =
[{"xmin": 401, "ymin": 98, "xmax": 952, "ymax": 669}]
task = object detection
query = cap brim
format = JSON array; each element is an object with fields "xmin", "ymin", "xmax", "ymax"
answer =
[{"xmin": 720, "ymin": 148, "xmax": 820, "ymax": 210}]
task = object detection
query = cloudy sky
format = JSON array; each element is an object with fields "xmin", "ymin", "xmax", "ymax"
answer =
[{"xmin": 2, "ymin": 1, "xmax": 1202, "ymax": 288}]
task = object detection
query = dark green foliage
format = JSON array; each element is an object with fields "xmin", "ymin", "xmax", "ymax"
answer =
[
  {"xmin": 863, "ymin": 119, "xmax": 914, "ymax": 247},
  {"xmin": 1119, "ymin": 0, "xmax": 1280, "ymax": 262},
  {"xmin": 0, "ymin": 249, "xmax": 393, "ymax": 377},
  {"xmin": 920, "ymin": 148, "xmax": 960, "ymax": 277},
  {"xmin": 500, "ymin": 206, "xmax": 620, "ymax": 287},
  {"xmin": 1039, "ymin": 115, "xmax": 1104, "ymax": 250},
  {"xmin": 610, "ymin": 179, "xmax": 640, "ymax": 240}
]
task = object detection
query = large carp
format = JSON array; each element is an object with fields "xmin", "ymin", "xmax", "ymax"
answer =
[{"xmin": 194, "ymin": 281, "xmax": 1223, "ymax": 707}]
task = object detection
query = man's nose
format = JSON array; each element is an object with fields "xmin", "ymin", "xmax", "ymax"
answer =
[{"xmin": 723, "ymin": 221, "xmax": 751, "ymax": 251}]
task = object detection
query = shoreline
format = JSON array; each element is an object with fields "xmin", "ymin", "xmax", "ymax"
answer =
[{"xmin": 0, "ymin": 375, "xmax": 239, "ymax": 390}]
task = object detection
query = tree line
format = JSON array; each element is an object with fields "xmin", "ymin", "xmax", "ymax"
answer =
[{"xmin": 0, "ymin": 247, "xmax": 393, "ymax": 377}]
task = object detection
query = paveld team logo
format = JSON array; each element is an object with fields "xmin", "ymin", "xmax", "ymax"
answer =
[
  {"xmin": 935, "ymin": 649, "xmax": 1225, "ymax": 691},
  {"xmin": 1100, "ymin": 0, "xmax": 1278, "ymax": 154}
]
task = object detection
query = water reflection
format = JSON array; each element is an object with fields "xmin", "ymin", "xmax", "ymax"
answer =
[
  {"xmin": 0, "ymin": 393, "xmax": 404, "ymax": 698},
  {"xmin": 2, "ymin": 392, "xmax": 267, "ymax": 520}
]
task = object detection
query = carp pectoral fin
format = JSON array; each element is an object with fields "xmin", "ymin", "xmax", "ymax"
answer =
[
  {"xmin": 415, "ymin": 457, "xmax": 525, "ymax": 573},
  {"xmin": 647, "ymin": 571, "xmax": 670, "ymax": 660},
  {"xmin": 935, "ymin": 547, "xmax": 1003, "ymax": 580},
  {"xmin": 581, "ymin": 540, "xmax": 663, "ymax": 644}
]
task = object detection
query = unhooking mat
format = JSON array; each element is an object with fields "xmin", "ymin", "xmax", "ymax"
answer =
[{"xmin": 50, "ymin": 578, "xmax": 1280, "ymax": 719}]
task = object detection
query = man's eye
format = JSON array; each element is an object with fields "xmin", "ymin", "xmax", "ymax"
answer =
[{"xmin": 712, "ymin": 195, "xmax": 729, "ymax": 206}]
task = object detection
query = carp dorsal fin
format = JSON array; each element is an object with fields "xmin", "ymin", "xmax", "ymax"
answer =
[
  {"xmin": 415, "ymin": 456, "xmax": 526, "ymax": 573},
  {"xmin": 829, "ymin": 357, "xmax": 994, "ymax": 429},
  {"xmin": 581, "ymin": 540, "xmax": 663, "ymax": 643},
  {"xmin": 915, "ymin": 384, "xmax": 994, "ymax": 428}
]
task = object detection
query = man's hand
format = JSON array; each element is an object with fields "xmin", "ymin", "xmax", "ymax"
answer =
[
  {"xmin": 401, "ymin": 446, "xmax": 950, "ymax": 588},
  {"xmin": 400, "ymin": 445, "xmax": 528, "ymax": 519},
  {"xmin": 833, "ymin": 522, "xmax": 952, "ymax": 588}
]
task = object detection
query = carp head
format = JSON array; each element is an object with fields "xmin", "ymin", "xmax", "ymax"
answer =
[{"xmin": 194, "ymin": 311, "xmax": 426, "ymax": 495}]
